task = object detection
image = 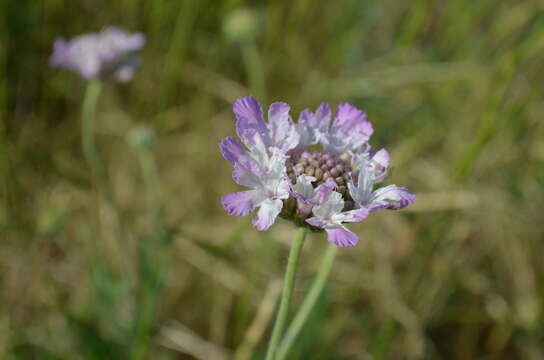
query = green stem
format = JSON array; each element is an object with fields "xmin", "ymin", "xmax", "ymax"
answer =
[
  {"xmin": 276, "ymin": 242, "xmax": 338, "ymax": 360},
  {"xmin": 81, "ymin": 80, "xmax": 111, "ymax": 199},
  {"xmin": 138, "ymin": 150, "xmax": 161, "ymax": 225},
  {"xmin": 265, "ymin": 227, "xmax": 307, "ymax": 360},
  {"xmin": 81, "ymin": 80, "xmax": 125, "ymax": 268}
]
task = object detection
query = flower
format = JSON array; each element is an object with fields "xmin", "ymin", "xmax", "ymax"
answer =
[
  {"xmin": 220, "ymin": 96, "xmax": 415, "ymax": 247},
  {"xmin": 50, "ymin": 27, "xmax": 145, "ymax": 82}
]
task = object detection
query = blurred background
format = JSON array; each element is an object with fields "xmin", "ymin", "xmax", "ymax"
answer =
[{"xmin": 2, "ymin": 0, "xmax": 544, "ymax": 359}]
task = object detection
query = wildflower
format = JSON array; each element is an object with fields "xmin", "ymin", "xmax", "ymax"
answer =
[
  {"xmin": 220, "ymin": 96, "xmax": 415, "ymax": 246},
  {"xmin": 223, "ymin": 8, "xmax": 261, "ymax": 43},
  {"xmin": 50, "ymin": 27, "xmax": 145, "ymax": 82}
]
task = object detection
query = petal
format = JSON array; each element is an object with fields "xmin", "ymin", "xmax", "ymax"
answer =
[
  {"xmin": 242, "ymin": 129, "xmax": 270, "ymax": 167},
  {"xmin": 348, "ymin": 163, "xmax": 374, "ymax": 207},
  {"xmin": 311, "ymin": 191, "xmax": 344, "ymax": 219},
  {"xmin": 326, "ymin": 227, "xmax": 359, "ymax": 247},
  {"xmin": 298, "ymin": 109, "xmax": 314, "ymax": 126},
  {"xmin": 292, "ymin": 175, "xmax": 316, "ymax": 201},
  {"xmin": 295, "ymin": 109, "xmax": 318, "ymax": 150},
  {"xmin": 232, "ymin": 163, "xmax": 261, "ymax": 188},
  {"xmin": 314, "ymin": 103, "xmax": 332, "ymax": 133},
  {"xmin": 268, "ymin": 102, "xmax": 291, "ymax": 130},
  {"xmin": 49, "ymin": 39, "xmax": 68, "ymax": 67},
  {"xmin": 296, "ymin": 103, "xmax": 331, "ymax": 150},
  {"xmin": 314, "ymin": 181, "xmax": 335, "ymax": 204},
  {"xmin": 221, "ymin": 191, "xmax": 256, "ymax": 216},
  {"xmin": 126, "ymin": 33, "xmax": 146, "ymax": 49},
  {"xmin": 372, "ymin": 148, "xmax": 390, "ymax": 169},
  {"xmin": 78, "ymin": 56, "xmax": 102, "ymax": 79},
  {"xmin": 369, "ymin": 185, "xmax": 415, "ymax": 211},
  {"xmin": 260, "ymin": 147, "xmax": 289, "ymax": 178},
  {"xmin": 291, "ymin": 175, "xmax": 316, "ymax": 217},
  {"xmin": 98, "ymin": 27, "xmax": 145, "ymax": 55},
  {"xmin": 112, "ymin": 65, "xmax": 136, "ymax": 82},
  {"xmin": 323, "ymin": 103, "xmax": 373, "ymax": 154},
  {"xmin": 371, "ymin": 148, "xmax": 390, "ymax": 183},
  {"xmin": 220, "ymin": 137, "xmax": 250, "ymax": 164},
  {"xmin": 306, "ymin": 216, "xmax": 327, "ymax": 228},
  {"xmin": 332, "ymin": 103, "xmax": 372, "ymax": 137},
  {"xmin": 252, "ymin": 198, "xmax": 283, "ymax": 231},
  {"xmin": 332, "ymin": 208, "xmax": 369, "ymax": 223},
  {"xmin": 268, "ymin": 102, "xmax": 299, "ymax": 151},
  {"xmin": 233, "ymin": 96, "xmax": 267, "ymax": 143}
]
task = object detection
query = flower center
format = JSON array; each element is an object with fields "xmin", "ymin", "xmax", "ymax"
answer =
[{"xmin": 286, "ymin": 151, "xmax": 353, "ymax": 196}]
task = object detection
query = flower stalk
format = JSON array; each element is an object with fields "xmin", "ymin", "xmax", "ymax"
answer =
[
  {"xmin": 81, "ymin": 80, "xmax": 116, "ymax": 207},
  {"xmin": 265, "ymin": 227, "xmax": 307, "ymax": 360},
  {"xmin": 81, "ymin": 80, "xmax": 105, "ymax": 187},
  {"xmin": 81, "ymin": 79, "xmax": 126, "ymax": 274},
  {"xmin": 276, "ymin": 242, "xmax": 339, "ymax": 360}
]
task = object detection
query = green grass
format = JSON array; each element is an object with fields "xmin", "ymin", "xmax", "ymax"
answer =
[{"xmin": 2, "ymin": 0, "xmax": 544, "ymax": 359}]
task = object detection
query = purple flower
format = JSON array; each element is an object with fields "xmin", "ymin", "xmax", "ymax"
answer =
[
  {"xmin": 50, "ymin": 27, "xmax": 145, "ymax": 82},
  {"xmin": 220, "ymin": 96, "xmax": 415, "ymax": 246}
]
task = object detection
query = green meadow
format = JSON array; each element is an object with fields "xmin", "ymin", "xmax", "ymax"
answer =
[{"xmin": 1, "ymin": 0, "xmax": 543, "ymax": 359}]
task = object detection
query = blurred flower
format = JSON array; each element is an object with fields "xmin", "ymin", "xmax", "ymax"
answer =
[
  {"xmin": 223, "ymin": 8, "xmax": 261, "ymax": 43},
  {"xmin": 50, "ymin": 27, "xmax": 145, "ymax": 82},
  {"xmin": 220, "ymin": 96, "xmax": 415, "ymax": 247},
  {"xmin": 126, "ymin": 124, "xmax": 156, "ymax": 151}
]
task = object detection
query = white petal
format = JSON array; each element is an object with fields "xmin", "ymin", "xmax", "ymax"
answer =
[
  {"xmin": 311, "ymin": 191, "xmax": 344, "ymax": 219},
  {"xmin": 252, "ymin": 198, "xmax": 283, "ymax": 231},
  {"xmin": 293, "ymin": 175, "xmax": 316, "ymax": 200},
  {"xmin": 368, "ymin": 185, "xmax": 416, "ymax": 211}
]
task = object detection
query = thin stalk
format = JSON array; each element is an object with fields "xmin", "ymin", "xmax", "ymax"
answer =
[
  {"xmin": 131, "ymin": 145, "xmax": 169, "ymax": 360},
  {"xmin": 81, "ymin": 80, "xmax": 116, "ymax": 204},
  {"xmin": 131, "ymin": 238, "xmax": 162, "ymax": 360},
  {"xmin": 276, "ymin": 242, "xmax": 338, "ymax": 360},
  {"xmin": 137, "ymin": 149, "xmax": 161, "ymax": 225},
  {"xmin": 265, "ymin": 227, "xmax": 307, "ymax": 360},
  {"xmin": 81, "ymin": 80, "xmax": 125, "ymax": 270},
  {"xmin": 81, "ymin": 80, "xmax": 104, "ymax": 181}
]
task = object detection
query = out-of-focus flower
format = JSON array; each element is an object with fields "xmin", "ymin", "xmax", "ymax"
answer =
[
  {"xmin": 126, "ymin": 124, "xmax": 156, "ymax": 151},
  {"xmin": 223, "ymin": 8, "xmax": 261, "ymax": 43},
  {"xmin": 50, "ymin": 27, "xmax": 145, "ymax": 82},
  {"xmin": 220, "ymin": 96, "xmax": 415, "ymax": 247}
]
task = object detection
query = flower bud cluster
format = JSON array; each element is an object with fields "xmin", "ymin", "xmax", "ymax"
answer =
[{"xmin": 286, "ymin": 151, "xmax": 352, "ymax": 196}]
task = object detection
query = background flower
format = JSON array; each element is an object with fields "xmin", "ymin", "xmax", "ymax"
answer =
[{"xmin": 50, "ymin": 27, "xmax": 145, "ymax": 81}]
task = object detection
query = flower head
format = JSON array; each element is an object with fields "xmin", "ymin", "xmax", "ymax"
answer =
[
  {"xmin": 220, "ymin": 96, "xmax": 415, "ymax": 247},
  {"xmin": 50, "ymin": 27, "xmax": 145, "ymax": 82}
]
